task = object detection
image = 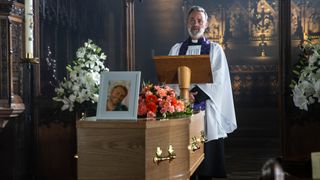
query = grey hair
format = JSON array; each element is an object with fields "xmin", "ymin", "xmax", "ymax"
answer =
[{"xmin": 188, "ymin": 6, "xmax": 208, "ymax": 21}]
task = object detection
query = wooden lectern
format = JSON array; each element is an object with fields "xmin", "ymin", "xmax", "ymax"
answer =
[{"xmin": 153, "ymin": 55, "xmax": 212, "ymax": 100}]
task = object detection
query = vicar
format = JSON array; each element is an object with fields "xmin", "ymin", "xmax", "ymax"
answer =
[{"xmin": 169, "ymin": 6, "xmax": 237, "ymax": 180}]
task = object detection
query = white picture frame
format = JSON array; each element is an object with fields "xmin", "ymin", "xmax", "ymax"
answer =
[{"xmin": 96, "ymin": 71, "xmax": 141, "ymax": 120}]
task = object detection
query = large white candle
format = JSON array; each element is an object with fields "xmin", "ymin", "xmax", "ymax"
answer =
[{"xmin": 25, "ymin": 0, "xmax": 34, "ymax": 58}]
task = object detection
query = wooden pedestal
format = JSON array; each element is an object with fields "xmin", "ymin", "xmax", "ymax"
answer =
[{"xmin": 77, "ymin": 112, "xmax": 204, "ymax": 180}]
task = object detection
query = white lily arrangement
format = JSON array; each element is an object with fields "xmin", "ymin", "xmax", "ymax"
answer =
[
  {"xmin": 290, "ymin": 38, "xmax": 320, "ymax": 111},
  {"xmin": 53, "ymin": 39, "xmax": 109, "ymax": 111}
]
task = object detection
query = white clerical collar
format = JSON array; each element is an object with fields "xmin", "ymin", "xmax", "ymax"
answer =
[{"xmin": 191, "ymin": 39, "xmax": 198, "ymax": 43}]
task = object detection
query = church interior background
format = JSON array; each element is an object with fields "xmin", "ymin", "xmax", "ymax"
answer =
[{"xmin": 0, "ymin": 0, "xmax": 319, "ymax": 179}]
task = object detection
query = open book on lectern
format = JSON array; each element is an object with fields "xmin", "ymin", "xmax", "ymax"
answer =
[{"xmin": 153, "ymin": 55, "xmax": 213, "ymax": 84}]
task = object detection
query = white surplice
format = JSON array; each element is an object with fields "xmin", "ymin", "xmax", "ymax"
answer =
[{"xmin": 169, "ymin": 42, "xmax": 237, "ymax": 142}]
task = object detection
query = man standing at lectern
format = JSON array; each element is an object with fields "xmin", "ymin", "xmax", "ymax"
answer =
[{"xmin": 169, "ymin": 6, "xmax": 237, "ymax": 180}]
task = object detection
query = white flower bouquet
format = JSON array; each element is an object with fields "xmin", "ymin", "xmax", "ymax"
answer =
[
  {"xmin": 53, "ymin": 39, "xmax": 109, "ymax": 112},
  {"xmin": 290, "ymin": 38, "xmax": 320, "ymax": 111}
]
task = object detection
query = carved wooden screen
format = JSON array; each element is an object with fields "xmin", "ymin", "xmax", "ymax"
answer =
[{"xmin": 0, "ymin": 1, "xmax": 25, "ymax": 120}]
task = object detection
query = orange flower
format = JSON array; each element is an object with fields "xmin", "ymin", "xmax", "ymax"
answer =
[
  {"xmin": 146, "ymin": 94, "xmax": 157, "ymax": 104},
  {"xmin": 171, "ymin": 97, "xmax": 177, "ymax": 106},
  {"xmin": 146, "ymin": 102, "xmax": 157, "ymax": 113}
]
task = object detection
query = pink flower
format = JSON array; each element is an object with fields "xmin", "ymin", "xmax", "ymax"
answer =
[
  {"xmin": 164, "ymin": 85, "xmax": 173, "ymax": 91},
  {"xmin": 160, "ymin": 100, "xmax": 174, "ymax": 113},
  {"xmin": 168, "ymin": 105, "xmax": 175, "ymax": 113},
  {"xmin": 138, "ymin": 100, "xmax": 147, "ymax": 115},
  {"xmin": 157, "ymin": 88, "xmax": 167, "ymax": 98},
  {"xmin": 145, "ymin": 90, "xmax": 153, "ymax": 96},
  {"xmin": 166, "ymin": 96, "xmax": 176, "ymax": 104},
  {"xmin": 147, "ymin": 111, "xmax": 156, "ymax": 118},
  {"xmin": 175, "ymin": 100, "xmax": 185, "ymax": 112},
  {"xmin": 160, "ymin": 107, "xmax": 167, "ymax": 114}
]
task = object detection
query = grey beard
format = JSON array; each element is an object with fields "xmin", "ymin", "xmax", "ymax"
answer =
[{"xmin": 188, "ymin": 28, "xmax": 205, "ymax": 39}]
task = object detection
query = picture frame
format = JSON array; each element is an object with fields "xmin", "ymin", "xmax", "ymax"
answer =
[{"xmin": 96, "ymin": 71, "xmax": 141, "ymax": 120}]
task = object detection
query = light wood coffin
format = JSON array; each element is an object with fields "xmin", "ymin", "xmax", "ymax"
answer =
[
  {"xmin": 77, "ymin": 111, "xmax": 204, "ymax": 180},
  {"xmin": 189, "ymin": 112, "xmax": 205, "ymax": 175}
]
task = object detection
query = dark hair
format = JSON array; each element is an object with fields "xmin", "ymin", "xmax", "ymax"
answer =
[
  {"xmin": 188, "ymin": 6, "xmax": 208, "ymax": 21},
  {"xmin": 260, "ymin": 158, "xmax": 284, "ymax": 180},
  {"xmin": 112, "ymin": 85, "xmax": 128, "ymax": 96}
]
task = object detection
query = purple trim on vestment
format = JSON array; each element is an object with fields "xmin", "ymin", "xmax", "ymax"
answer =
[{"xmin": 178, "ymin": 37, "xmax": 211, "ymax": 55}]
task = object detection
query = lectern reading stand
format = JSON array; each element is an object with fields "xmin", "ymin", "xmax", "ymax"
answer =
[{"xmin": 153, "ymin": 55, "xmax": 212, "ymax": 100}]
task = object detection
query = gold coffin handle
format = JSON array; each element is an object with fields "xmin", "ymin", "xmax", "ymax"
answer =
[
  {"xmin": 153, "ymin": 145, "xmax": 176, "ymax": 164},
  {"xmin": 188, "ymin": 136, "xmax": 200, "ymax": 152},
  {"xmin": 188, "ymin": 130, "xmax": 206, "ymax": 152},
  {"xmin": 200, "ymin": 130, "xmax": 206, "ymax": 143}
]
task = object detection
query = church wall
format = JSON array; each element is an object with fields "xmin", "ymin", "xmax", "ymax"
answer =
[
  {"xmin": 135, "ymin": 0, "xmax": 186, "ymax": 82},
  {"xmin": 39, "ymin": 0, "xmax": 124, "ymax": 98}
]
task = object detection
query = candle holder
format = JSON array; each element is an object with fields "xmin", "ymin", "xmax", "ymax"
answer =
[{"xmin": 21, "ymin": 53, "xmax": 39, "ymax": 64}]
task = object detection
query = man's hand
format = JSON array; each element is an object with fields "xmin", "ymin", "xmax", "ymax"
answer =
[{"xmin": 189, "ymin": 91, "xmax": 198, "ymax": 103}]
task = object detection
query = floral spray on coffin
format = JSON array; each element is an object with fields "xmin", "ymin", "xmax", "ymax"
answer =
[
  {"xmin": 137, "ymin": 82, "xmax": 193, "ymax": 119},
  {"xmin": 53, "ymin": 40, "xmax": 109, "ymax": 118}
]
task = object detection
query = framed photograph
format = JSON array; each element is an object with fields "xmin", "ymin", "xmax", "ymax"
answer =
[{"xmin": 97, "ymin": 71, "xmax": 141, "ymax": 120}]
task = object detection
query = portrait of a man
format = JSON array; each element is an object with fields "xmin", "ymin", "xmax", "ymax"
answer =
[{"xmin": 106, "ymin": 80, "xmax": 130, "ymax": 111}]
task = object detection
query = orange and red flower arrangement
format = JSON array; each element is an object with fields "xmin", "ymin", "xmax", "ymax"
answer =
[{"xmin": 138, "ymin": 83, "xmax": 192, "ymax": 118}]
